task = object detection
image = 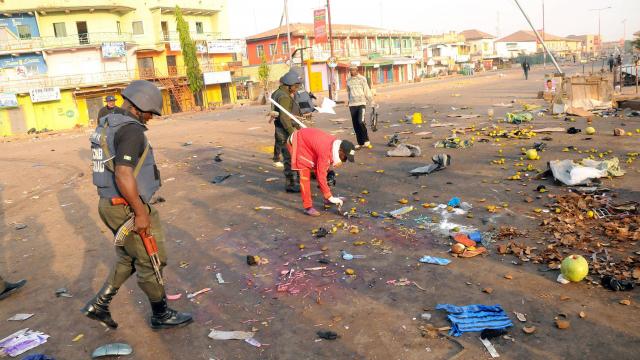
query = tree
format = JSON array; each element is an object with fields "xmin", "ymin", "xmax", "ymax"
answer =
[
  {"xmin": 633, "ymin": 32, "xmax": 640, "ymax": 51},
  {"xmin": 175, "ymin": 6, "xmax": 203, "ymax": 94},
  {"xmin": 258, "ymin": 55, "xmax": 271, "ymax": 104}
]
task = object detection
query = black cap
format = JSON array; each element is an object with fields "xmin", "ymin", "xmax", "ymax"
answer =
[
  {"xmin": 340, "ymin": 140, "xmax": 356, "ymax": 162},
  {"xmin": 105, "ymin": 95, "xmax": 116, "ymax": 102}
]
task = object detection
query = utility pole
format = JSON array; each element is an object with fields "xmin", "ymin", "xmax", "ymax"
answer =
[
  {"xmin": 284, "ymin": 0, "xmax": 292, "ymax": 63},
  {"xmin": 622, "ymin": 18, "xmax": 627, "ymax": 51},
  {"xmin": 589, "ymin": 6, "xmax": 611, "ymax": 56},
  {"xmin": 542, "ymin": 0, "xmax": 546, "ymax": 68},
  {"xmin": 327, "ymin": 0, "xmax": 335, "ymax": 100},
  {"xmin": 513, "ymin": 0, "xmax": 562, "ymax": 73}
]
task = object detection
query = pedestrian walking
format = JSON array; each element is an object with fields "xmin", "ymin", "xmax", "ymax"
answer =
[
  {"xmin": 521, "ymin": 60, "xmax": 530, "ymax": 80},
  {"xmin": 83, "ymin": 80, "xmax": 192, "ymax": 330},
  {"xmin": 271, "ymin": 69, "xmax": 304, "ymax": 193},
  {"xmin": 0, "ymin": 274, "xmax": 27, "ymax": 301},
  {"xmin": 98, "ymin": 95, "xmax": 118, "ymax": 120},
  {"xmin": 287, "ymin": 127, "xmax": 356, "ymax": 216},
  {"xmin": 346, "ymin": 64, "xmax": 374, "ymax": 149}
]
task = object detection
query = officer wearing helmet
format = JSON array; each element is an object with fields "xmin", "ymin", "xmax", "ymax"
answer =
[
  {"xmin": 271, "ymin": 69, "xmax": 304, "ymax": 193},
  {"xmin": 83, "ymin": 80, "xmax": 192, "ymax": 330}
]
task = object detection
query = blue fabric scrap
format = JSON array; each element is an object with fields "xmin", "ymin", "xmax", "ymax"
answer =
[
  {"xmin": 22, "ymin": 355, "xmax": 55, "ymax": 360},
  {"xmin": 436, "ymin": 304, "xmax": 513, "ymax": 337}
]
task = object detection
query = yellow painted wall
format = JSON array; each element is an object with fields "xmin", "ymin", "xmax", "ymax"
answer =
[
  {"xmin": 0, "ymin": 108, "xmax": 11, "ymax": 136},
  {"xmin": 37, "ymin": 11, "xmax": 122, "ymax": 38},
  {"xmin": 76, "ymin": 98, "xmax": 89, "ymax": 126}
]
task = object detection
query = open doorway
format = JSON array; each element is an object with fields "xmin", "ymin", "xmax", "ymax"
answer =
[{"xmin": 76, "ymin": 21, "xmax": 88, "ymax": 44}]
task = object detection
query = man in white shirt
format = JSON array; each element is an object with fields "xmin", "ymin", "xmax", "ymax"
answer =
[{"xmin": 346, "ymin": 64, "xmax": 374, "ymax": 149}]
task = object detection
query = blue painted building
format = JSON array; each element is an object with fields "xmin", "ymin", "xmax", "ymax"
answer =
[{"xmin": 0, "ymin": 13, "xmax": 40, "ymax": 39}]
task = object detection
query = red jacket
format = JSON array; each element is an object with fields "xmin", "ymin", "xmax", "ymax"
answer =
[{"xmin": 289, "ymin": 128, "xmax": 337, "ymax": 198}]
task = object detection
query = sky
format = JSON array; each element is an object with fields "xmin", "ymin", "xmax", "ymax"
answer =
[{"xmin": 227, "ymin": 0, "xmax": 639, "ymax": 41}]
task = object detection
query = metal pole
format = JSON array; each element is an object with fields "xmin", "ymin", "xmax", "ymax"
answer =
[
  {"xmin": 327, "ymin": 0, "xmax": 335, "ymax": 100},
  {"xmin": 513, "ymin": 0, "xmax": 562, "ymax": 73},
  {"xmin": 542, "ymin": 0, "xmax": 546, "ymax": 69},
  {"xmin": 635, "ymin": 62, "xmax": 638, "ymax": 94},
  {"xmin": 268, "ymin": 97, "xmax": 306, "ymax": 128},
  {"xmin": 284, "ymin": 0, "xmax": 292, "ymax": 63}
]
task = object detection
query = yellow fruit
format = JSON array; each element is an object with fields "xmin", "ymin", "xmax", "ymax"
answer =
[
  {"xmin": 587, "ymin": 210, "xmax": 594, "ymax": 218},
  {"xmin": 371, "ymin": 211, "xmax": 379, "ymax": 217},
  {"xmin": 585, "ymin": 127, "xmax": 596, "ymax": 135},
  {"xmin": 526, "ymin": 149, "xmax": 538, "ymax": 160},
  {"xmin": 361, "ymin": 190, "xmax": 369, "ymax": 195},
  {"xmin": 399, "ymin": 198, "xmax": 409, "ymax": 204},
  {"xmin": 298, "ymin": 244, "xmax": 305, "ymax": 249},
  {"xmin": 345, "ymin": 268, "xmax": 355, "ymax": 275},
  {"xmin": 555, "ymin": 208, "xmax": 562, "ymax": 214}
]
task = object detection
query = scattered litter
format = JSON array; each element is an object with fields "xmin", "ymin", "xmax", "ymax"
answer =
[
  {"xmin": 514, "ymin": 312, "xmax": 527, "ymax": 322},
  {"xmin": 244, "ymin": 338, "xmax": 262, "ymax": 347},
  {"xmin": 167, "ymin": 294, "xmax": 182, "ymax": 300},
  {"xmin": 341, "ymin": 251, "xmax": 366, "ymax": 260},
  {"xmin": 415, "ymin": 131, "xmax": 432, "ymax": 136},
  {"xmin": 208, "ymin": 329, "xmax": 254, "ymax": 340},
  {"xmin": 421, "ymin": 313, "xmax": 432, "ymax": 321},
  {"xmin": 55, "ymin": 288, "xmax": 72, "ymax": 298},
  {"xmin": 386, "ymin": 144, "xmax": 421, "ymax": 157},
  {"xmin": 0, "ymin": 328, "xmax": 49, "ymax": 357},
  {"xmin": 532, "ymin": 127, "xmax": 565, "ymax": 133},
  {"xmin": 21, "ymin": 355, "xmax": 55, "ymax": 360},
  {"xmin": 601, "ymin": 275, "xmax": 635, "ymax": 291},
  {"xmin": 447, "ymin": 114, "xmax": 481, "ymax": 119},
  {"xmin": 72, "ymin": 334, "xmax": 83, "ymax": 342},
  {"xmin": 14, "ymin": 223, "xmax": 27, "ymax": 231},
  {"xmin": 620, "ymin": 299, "xmax": 631, "ymax": 306},
  {"xmin": 254, "ymin": 206, "xmax": 274, "ymax": 210},
  {"xmin": 265, "ymin": 177, "xmax": 279, "ymax": 182},
  {"xmin": 301, "ymin": 250, "xmax": 324, "ymax": 258},
  {"xmin": 216, "ymin": 273, "xmax": 226, "ymax": 284},
  {"xmin": 214, "ymin": 154, "xmax": 223, "ymax": 162},
  {"xmin": 522, "ymin": 326, "xmax": 536, "ymax": 334},
  {"xmin": 549, "ymin": 158, "xmax": 624, "ymax": 186},
  {"xmin": 211, "ymin": 174, "xmax": 232, "ymax": 184},
  {"xmin": 505, "ymin": 112, "xmax": 533, "ymax": 124},
  {"xmin": 247, "ymin": 127, "xmax": 261, "ymax": 131},
  {"xmin": 434, "ymin": 137, "xmax": 472, "ymax": 149},
  {"xmin": 479, "ymin": 337, "xmax": 500, "ymax": 358},
  {"xmin": 182, "ymin": 141, "xmax": 193, "ymax": 147},
  {"xmin": 436, "ymin": 304, "xmax": 513, "ymax": 337},
  {"xmin": 187, "ymin": 288, "xmax": 211, "ymax": 299},
  {"xmin": 91, "ymin": 343, "xmax": 133, "ymax": 358},
  {"xmin": 314, "ymin": 97, "xmax": 337, "ymax": 114},
  {"xmin": 389, "ymin": 206, "xmax": 414, "ymax": 218},
  {"xmin": 480, "ymin": 328, "xmax": 507, "ymax": 340},
  {"xmin": 567, "ymin": 127, "xmax": 581, "ymax": 134},
  {"xmin": 419, "ymin": 256, "xmax": 451, "ymax": 266},
  {"xmin": 8, "ymin": 314, "xmax": 34, "ymax": 321},
  {"xmin": 317, "ymin": 330, "xmax": 339, "ymax": 340},
  {"xmin": 556, "ymin": 274, "xmax": 570, "ymax": 285},
  {"xmin": 410, "ymin": 154, "xmax": 451, "ymax": 176}
]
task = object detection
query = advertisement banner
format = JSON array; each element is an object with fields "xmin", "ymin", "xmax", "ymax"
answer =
[
  {"xmin": 314, "ymin": 9, "xmax": 327, "ymax": 43},
  {"xmin": 0, "ymin": 93, "xmax": 18, "ymax": 108},
  {"xmin": 203, "ymin": 71, "xmax": 232, "ymax": 85},
  {"xmin": 101, "ymin": 42, "xmax": 126, "ymax": 58},
  {"xmin": 169, "ymin": 41, "xmax": 181, "ymax": 51},
  {"xmin": 29, "ymin": 87, "xmax": 61, "ymax": 103},
  {"xmin": 206, "ymin": 40, "xmax": 245, "ymax": 54}
]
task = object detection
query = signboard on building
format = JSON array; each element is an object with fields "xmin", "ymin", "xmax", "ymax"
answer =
[
  {"xmin": 196, "ymin": 41, "xmax": 207, "ymax": 53},
  {"xmin": 327, "ymin": 56, "xmax": 337, "ymax": 68},
  {"xmin": 0, "ymin": 93, "xmax": 18, "ymax": 108},
  {"xmin": 101, "ymin": 42, "xmax": 126, "ymax": 58},
  {"xmin": 29, "ymin": 87, "xmax": 61, "ymax": 103},
  {"xmin": 206, "ymin": 40, "xmax": 245, "ymax": 54},
  {"xmin": 314, "ymin": 9, "xmax": 327, "ymax": 43},
  {"xmin": 0, "ymin": 54, "xmax": 47, "ymax": 80},
  {"xmin": 203, "ymin": 71, "xmax": 232, "ymax": 85},
  {"xmin": 169, "ymin": 41, "xmax": 181, "ymax": 51}
]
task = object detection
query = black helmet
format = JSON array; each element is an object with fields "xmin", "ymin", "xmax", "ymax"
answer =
[
  {"xmin": 121, "ymin": 80, "xmax": 163, "ymax": 116},
  {"xmin": 280, "ymin": 69, "xmax": 302, "ymax": 86}
]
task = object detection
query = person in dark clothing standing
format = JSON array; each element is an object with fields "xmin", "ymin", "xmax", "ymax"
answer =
[
  {"xmin": 271, "ymin": 69, "xmax": 303, "ymax": 193},
  {"xmin": 521, "ymin": 60, "xmax": 531, "ymax": 80},
  {"xmin": 616, "ymin": 54, "xmax": 622, "ymax": 66},
  {"xmin": 608, "ymin": 55, "xmax": 615, "ymax": 72},
  {"xmin": 98, "ymin": 95, "xmax": 118, "ymax": 120}
]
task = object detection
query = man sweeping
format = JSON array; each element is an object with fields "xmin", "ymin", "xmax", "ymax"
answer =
[{"xmin": 287, "ymin": 127, "xmax": 356, "ymax": 216}]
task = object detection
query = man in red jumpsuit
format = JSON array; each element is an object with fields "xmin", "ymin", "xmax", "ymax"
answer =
[{"xmin": 287, "ymin": 128, "xmax": 356, "ymax": 216}]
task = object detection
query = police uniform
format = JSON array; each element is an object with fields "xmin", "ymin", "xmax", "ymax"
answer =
[
  {"xmin": 83, "ymin": 80, "xmax": 191, "ymax": 330},
  {"xmin": 272, "ymin": 82, "xmax": 302, "ymax": 191}
]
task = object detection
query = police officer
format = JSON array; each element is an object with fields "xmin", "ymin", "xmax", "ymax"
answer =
[
  {"xmin": 83, "ymin": 80, "xmax": 192, "ymax": 330},
  {"xmin": 272, "ymin": 69, "xmax": 303, "ymax": 193},
  {"xmin": 98, "ymin": 95, "xmax": 118, "ymax": 120},
  {"xmin": 0, "ymin": 275, "xmax": 26, "ymax": 301}
]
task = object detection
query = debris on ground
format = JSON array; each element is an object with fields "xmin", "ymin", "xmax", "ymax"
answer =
[
  {"xmin": 436, "ymin": 304, "xmax": 513, "ymax": 337},
  {"xmin": 410, "ymin": 154, "xmax": 451, "ymax": 176},
  {"xmin": 187, "ymin": 288, "xmax": 211, "ymax": 299},
  {"xmin": 208, "ymin": 330, "xmax": 254, "ymax": 340},
  {"xmin": 91, "ymin": 343, "xmax": 133, "ymax": 359},
  {"xmin": 434, "ymin": 137, "xmax": 472, "ymax": 149},
  {"xmin": 418, "ymin": 256, "xmax": 451, "ymax": 266},
  {"xmin": 549, "ymin": 158, "xmax": 624, "ymax": 186},
  {"xmin": 0, "ymin": 329, "xmax": 49, "ymax": 357},
  {"xmin": 386, "ymin": 143, "xmax": 421, "ymax": 157},
  {"xmin": 55, "ymin": 288, "xmax": 72, "ymax": 298},
  {"xmin": 8, "ymin": 313, "xmax": 34, "ymax": 321},
  {"xmin": 316, "ymin": 331, "xmax": 339, "ymax": 340},
  {"xmin": 211, "ymin": 174, "xmax": 232, "ymax": 184}
]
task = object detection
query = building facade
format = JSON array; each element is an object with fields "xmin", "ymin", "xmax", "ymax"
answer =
[
  {"xmin": 245, "ymin": 23, "xmax": 423, "ymax": 93},
  {"xmin": 0, "ymin": 0, "xmax": 243, "ymax": 137},
  {"xmin": 567, "ymin": 34, "xmax": 600, "ymax": 58},
  {"xmin": 495, "ymin": 30, "xmax": 581, "ymax": 60},
  {"xmin": 460, "ymin": 29, "xmax": 495, "ymax": 58}
]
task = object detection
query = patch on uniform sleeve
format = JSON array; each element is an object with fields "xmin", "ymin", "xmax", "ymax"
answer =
[{"xmin": 123, "ymin": 155, "xmax": 132, "ymax": 161}]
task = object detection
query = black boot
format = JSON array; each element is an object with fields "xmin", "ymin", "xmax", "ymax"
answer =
[
  {"xmin": 0, "ymin": 279, "xmax": 27, "ymax": 300},
  {"xmin": 81, "ymin": 283, "xmax": 119, "ymax": 329},
  {"xmin": 150, "ymin": 296, "xmax": 193, "ymax": 330},
  {"xmin": 285, "ymin": 177, "xmax": 300, "ymax": 193}
]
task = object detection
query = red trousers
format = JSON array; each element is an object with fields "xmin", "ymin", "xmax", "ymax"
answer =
[{"xmin": 299, "ymin": 168, "xmax": 314, "ymax": 209}]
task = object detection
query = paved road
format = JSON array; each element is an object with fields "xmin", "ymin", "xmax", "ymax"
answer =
[{"xmin": 0, "ymin": 64, "xmax": 638, "ymax": 359}]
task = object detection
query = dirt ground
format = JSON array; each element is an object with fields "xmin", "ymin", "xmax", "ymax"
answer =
[{"xmin": 0, "ymin": 65, "xmax": 638, "ymax": 360}]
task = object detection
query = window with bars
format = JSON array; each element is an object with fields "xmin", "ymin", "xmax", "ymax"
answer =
[
  {"xmin": 195, "ymin": 22, "xmax": 204, "ymax": 34},
  {"xmin": 257, "ymin": 45, "xmax": 264, "ymax": 58},
  {"xmin": 269, "ymin": 43, "xmax": 277, "ymax": 56}
]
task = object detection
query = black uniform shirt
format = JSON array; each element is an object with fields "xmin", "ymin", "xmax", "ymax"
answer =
[
  {"xmin": 112, "ymin": 108, "xmax": 146, "ymax": 168},
  {"xmin": 98, "ymin": 105, "xmax": 118, "ymax": 121}
]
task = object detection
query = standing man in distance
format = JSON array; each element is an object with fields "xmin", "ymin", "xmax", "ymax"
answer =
[
  {"xmin": 271, "ymin": 69, "xmax": 303, "ymax": 193},
  {"xmin": 98, "ymin": 95, "xmax": 118, "ymax": 120},
  {"xmin": 346, "ymin": 64, "xmax": 374, "ymax": 149},
  {"xmin": 521, "ymin": 59, "xmax": 530, "ymax": 80},
  {"xmin": 83, "ymin": 80, "xmax": 192, "ymax": 330}
]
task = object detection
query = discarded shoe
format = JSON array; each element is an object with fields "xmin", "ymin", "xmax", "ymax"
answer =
[
  {"xmin": 387, "ymin": 143, "xmax": 421, "ymax": 157},
  {"xmin": 304, "ymin": 208, "xmax": 321, "ymax": 217},
  {"xmin": 0, "ymin": 279, "xmax": 27, "ymax": 301},
  {"xmin": 601, "ymin": 275, "xmax": 635, "ymax": 291},
  {"xmin": 317, "ymin": 330, "xmax": 339, "ymax": 340}
]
